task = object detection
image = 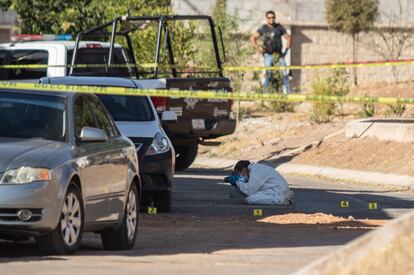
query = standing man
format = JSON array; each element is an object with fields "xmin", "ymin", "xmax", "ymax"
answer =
[{"xmin": 250, "ymin": 10, "xmax": 292, "ymax": 94}]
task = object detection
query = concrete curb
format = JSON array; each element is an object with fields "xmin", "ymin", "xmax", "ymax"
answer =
[
  {"xmin": 193, "ymin": 157, "xmax": 238, "ymax": 169},
  {"xmin": 193, "ymin": 158, "xmax": 414, "ymax": 190},
  {"xmin": 277, "ymin": 163, "xmax": 414, "ymax": 190},
  {"xmin": 294, "ymin": 210, "xmax": 414, "ymax": 275}
]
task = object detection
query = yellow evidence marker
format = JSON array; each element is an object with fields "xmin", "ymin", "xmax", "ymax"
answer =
[
  {"xmin": 148, "ymin": 207, "xmax": 157, "ymax": 214},
  {"xmin": 253, "ymin": 209, "xmax": 263, "ymax": 216},
  {"xmin": 368, "ymin": 202, "xmax": 378, "ymax": 210},
  {"xmin": 340, "ymin": 201, "xmax": 349, "ymax": 208}
]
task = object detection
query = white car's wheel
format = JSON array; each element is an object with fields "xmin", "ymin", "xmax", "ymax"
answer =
[{"xmin": 36, "ymin": 184, "xmax": 84, "ymax": 254}]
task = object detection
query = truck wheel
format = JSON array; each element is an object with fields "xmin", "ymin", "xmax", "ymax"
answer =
[
  {"xmin": 175, "ymin": 143, "xmax": 198, "ymax": 171},
  {"xmin": 154, "ymin": 191, "xmax": 172, "ymax": 212},
  {"xmin": 101, "ymin": 183, "xmax": 139, "ymax": 250},
  {"xmin": 36, "ymin": 183, "xmax": 84, "ymax": 255}
]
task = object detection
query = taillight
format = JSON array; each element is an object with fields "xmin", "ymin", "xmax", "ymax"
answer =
[
  {"xmin": 86, "ymin": 43, "xmax": 102, "ymax": 48},
  {"xmin": 151, "ymin": 97, "xmax": 167, "ymax": 113}
]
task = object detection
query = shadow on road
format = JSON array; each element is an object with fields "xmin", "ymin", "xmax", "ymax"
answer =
[{"xmin": 0, "ymin": 218, "xmax": 378, "ymax": 261}]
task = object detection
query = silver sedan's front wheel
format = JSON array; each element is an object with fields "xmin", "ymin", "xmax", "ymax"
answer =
[
  {"xmin": 61, "ymin": 193, "xmax": 82, "ymax": 246},
  {"xmin": 36, "ymin": 184, "xmax": 84, "ymax": 254}
]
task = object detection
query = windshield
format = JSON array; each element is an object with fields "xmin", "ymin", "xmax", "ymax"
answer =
[
  {"xmin": 97, "ymin": 94, "xmax": 154, "ymax": 122},
  {"xmin": 0, "ymin": 49, "xmax": 48, "ymax": 80},
  {"xmin": 0, "ymin": 91, "xmax": 66, "ymax": 141}
]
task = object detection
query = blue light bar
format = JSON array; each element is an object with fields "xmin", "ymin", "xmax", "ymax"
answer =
[{"xmin": 11, "ymin": 34, "xmax": 73, "ymax": 42}]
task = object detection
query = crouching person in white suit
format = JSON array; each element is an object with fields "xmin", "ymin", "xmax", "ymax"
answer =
[{"xmin": 226, "ymin": 160, "xmax": 293, "ymax": 205}]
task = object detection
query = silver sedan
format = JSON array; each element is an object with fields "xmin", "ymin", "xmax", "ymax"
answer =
[{"xmin": 0, "ymin": 88, "xmax": 141, "ymax": 254}]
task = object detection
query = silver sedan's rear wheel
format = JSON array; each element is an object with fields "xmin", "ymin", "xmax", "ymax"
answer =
[
  {"xmin": 101, "ymin": 183, "xmax": 139, "ymax": 250},
  {"xmin": 36, "ymin": 184, "xmax": 84, "ymax": 254}
]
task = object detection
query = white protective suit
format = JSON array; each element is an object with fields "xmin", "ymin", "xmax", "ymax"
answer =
[{"xmin": 235, "ymin": 163, "xmax": 293, "ymax": 205}]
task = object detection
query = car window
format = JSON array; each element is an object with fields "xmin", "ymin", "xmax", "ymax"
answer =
[
  {"xmin": 97, "ymin": 94, "xmax": 154, "ymax": 122},
  {"xmin": 74, "ymin": 96, "xmax": 97, "ymax": 138},
  {"xmin": 88, "ymin": 96, "xmax": 119, "ymax": 138},
  {"xmin": 0, "ymin": 91, "xmax": 65, "ymax": 141},
  {"xmin": 67, "ymin": 48, "xmax": 133, "ymax": 77},
  {"xmin": 0, "ymin": 50, "xmax": 48, "ymax": 80},
  {"xmin": 0, "ymin": 50, "xmax": 6, "ymax": 64}
]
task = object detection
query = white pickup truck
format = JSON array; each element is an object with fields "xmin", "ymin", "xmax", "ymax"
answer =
[{"xmin": 0, "ymin": 39, "xmax": 133, "ymax": 81}]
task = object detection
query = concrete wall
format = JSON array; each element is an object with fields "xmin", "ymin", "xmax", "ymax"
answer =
[
  {"xmin": 173, "ymin": 0, "xmax": 414, "ymax": 29},
  {"xmin": 0, "ymin": 27, "xmax": 11, "ymax": 42},
  {"xmin": 172, "ymin": 0, "xmax": 414, "ymax": 89},
  {"xmin": 296, "ymin": 210, "xmax": 414, "ymax": 275},
  {"xmin": 0, "ymin": 11, "xmax": 15, "ymax": 42},
  {"xmin": 172, "ymin": 0, "xmax": 291, "ymax": 32},
  {"xmin": 290, "ymin": 25, "xmax": 414, "ymax": 89}
]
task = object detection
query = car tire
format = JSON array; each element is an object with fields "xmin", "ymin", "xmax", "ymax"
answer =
[
  {"xmin": 36, "ymin": 183, "xmax": 84, "ymax": 255},
  {"xmin": 175, "ymin": 143, "xmax": 198, "ymax": 171},
  {"xmin": 101, "ymin": 183, "xmax": 139, "ymax": 250},
  {"xmin": 154, "ymin": 191, "xmax": 172, "ymax": 212}
]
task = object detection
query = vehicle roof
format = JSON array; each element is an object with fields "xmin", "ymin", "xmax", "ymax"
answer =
[
  {"xmin": 0, "ymin": 41, "xmax": 122, "ymax": 49},
  {"xmin": 0, "ymin": 87, "xmax": 73, "ymax": 98},
  {"xmin": 41, "ymin": 76, "xmax": 140, "ymax": 88}
]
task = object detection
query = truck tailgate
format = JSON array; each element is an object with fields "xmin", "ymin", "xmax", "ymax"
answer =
[{"xmin": 166, "ymin": 78, "xmax": 233, "ymax": 119}]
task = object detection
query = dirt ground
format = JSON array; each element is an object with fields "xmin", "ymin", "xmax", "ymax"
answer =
[
  {"xmin": 290, "ymin": 134, "xmax": 414, "ymax": 176},
  {"xmin": 200, "ymin": 80, "xmax": 414, "ymax": 176},
  {"xmin": 199, "ymin": 110, "xmax": 348, "ymax": 161},
  {"xmin": 350, "ymin": 80, "xmax": 414, "ymax": 98},
  {"xmin": 140, "ymin": 212, "xmax": 386, "ymax": 228}
]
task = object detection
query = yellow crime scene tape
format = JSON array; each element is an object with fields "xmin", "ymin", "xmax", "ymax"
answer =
[
  {"xmin": 1, "ymin": 81, "xmax": 414, "ymax": 105},
  {"xmin": 223, "ymin": 58, "xmax": 414, "ymax": 72},
  {"xmin": 1, "ymin": 58, "xmax": 414, "ymax": 71}
]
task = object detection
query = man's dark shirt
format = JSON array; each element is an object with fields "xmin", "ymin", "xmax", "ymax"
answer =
[{"xmin": 257, "ymin": 23, "xmax": 287, "ymax": 54}]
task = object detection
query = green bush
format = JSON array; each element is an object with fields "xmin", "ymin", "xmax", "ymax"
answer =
[
  {"xmin": 358, "ymin": 95, "xmax": 376, "ymax": 117},
  {"xmin": 267, "ymin": 100, "xmax": 295, "ymax": 113},
  {"xmin": 310, "ymin": 68, "xmax": 350, "ymax": 123},
  {"xmin": 385, "ymin": 103, "xmax": 406, "ymax": 117},
  {"xmin": 359, "ymin": 102, "xmax": 376, "ymax": 117}
]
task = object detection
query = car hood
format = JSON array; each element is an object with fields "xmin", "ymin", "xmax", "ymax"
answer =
[
  {"xmin": 0, "ymin": 137, "xmax": 72, "ymax": 173},
  {"xmin": 115, "ymin": 121, "xmax": 161, "ymax": 138}
]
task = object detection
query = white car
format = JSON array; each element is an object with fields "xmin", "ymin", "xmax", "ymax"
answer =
[{"xmin": 40, "ymin": 76, "xmax": 177, "ymax": 212}]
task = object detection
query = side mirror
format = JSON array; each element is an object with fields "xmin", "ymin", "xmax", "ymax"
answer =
[
  {"xmin": 79, "ymin": 127, "xmax": 108, "ymax": 142},
  {"xmin": 161, "ymin": 111, "xmax": 177, "ymax": 123}
]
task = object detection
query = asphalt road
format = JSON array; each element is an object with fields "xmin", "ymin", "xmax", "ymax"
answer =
[{"xmin": 1, "ymin": 167, "xmax": 413, "ymax": 274}]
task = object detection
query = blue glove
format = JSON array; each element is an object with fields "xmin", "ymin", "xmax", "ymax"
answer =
[{"xmin": 224, "ymin": 175, "xmax": 240, "ymax": 186}]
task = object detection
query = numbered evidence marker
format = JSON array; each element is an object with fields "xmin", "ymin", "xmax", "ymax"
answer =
[
  {"xmin": 253, "ymin": 209, "xmax": 263, "ymax": 216},
  {"xmin": 340, "ymin": 201, "xmax": 350, "ymax": 208},
  {"xmin": 148, "ymin": 207, "xmax": 157, "ymax": 214},
  {"xmin": 368, "ymin": 202, "xmax": 378, "ymax": 210}
]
